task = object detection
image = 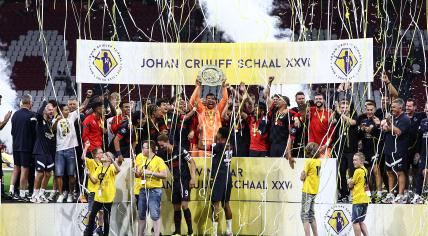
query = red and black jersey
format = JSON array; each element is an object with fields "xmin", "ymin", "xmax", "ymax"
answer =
[{"xmin": 268, "ymin": 105, "xmax": 297, "ymax": 145}]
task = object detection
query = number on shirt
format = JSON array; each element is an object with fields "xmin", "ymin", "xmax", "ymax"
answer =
[{"xmin": 316, "ymin": 166, "xmax": 321, "ymax": 176}]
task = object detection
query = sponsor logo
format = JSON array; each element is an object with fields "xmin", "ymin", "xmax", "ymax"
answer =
[
  {"xmin": 330, "ymin": 43, "xmax": 362, "ymax": 81},
  {"xmin": 88, "ymin": 44, "xmax": 122, "ymax": 82},
  {"xmin": 324, "ymin": 205, "xmax": 352, "ymax": 235}
]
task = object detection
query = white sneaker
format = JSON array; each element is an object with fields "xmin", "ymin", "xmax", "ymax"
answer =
[
  {"xmin": 382, "ymin": 193, "xmax": 395, "ymax": 204},
  {"xmin": 39, "ymin": 194, "xmax": 49, "ymax": 203},
  {"xmin": 47, "ymin": 191, "xmax": 57, "ymax": 201},
  {"xmin": 411, "ymin": 194, "xmax": 424, "ymax": 204},
  {"xmin": 393, "ymin": 194, "xmax": 408, "ymax": 204},
  {"xmin": 56, "ymin": 194, "xmax": 65, "ymax": 203},
  {"xmin": 66, "ymin": 194, "xmax": 73, "ymax": 203},
  {"xmin": 30, "ymin": 196, "xmax": 41, "ymax": 203}
]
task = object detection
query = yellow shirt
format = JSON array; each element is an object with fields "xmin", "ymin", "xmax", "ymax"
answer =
[
  {"xmin": 136, "ymin": 154, "xmax": 167, "ymax": 189},
  {"xmin": 302, "ymin": 158, "xmax": 321, "ymax": 195},
  {"xmin": 85, "ymin": 158, "xmax": 101, "ymax": 193},
  {"xmin": 133, "ymin": 155, "xmax": 143, "ymax": 195},
  {"xmin": 94, "ymin": 164, "xmax": 117, "ymax": 203},
  {"xmin": 352, "ymin": 167, "xmax": 370, "ymax": 204}
]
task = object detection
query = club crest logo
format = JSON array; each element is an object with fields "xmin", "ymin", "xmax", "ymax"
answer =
[
  {"xmin": 324, "ymin": 205, "xmax": 352, "ymax": 235},
  {"xmin": 330, "ymin": 43, "xmax": 362, "ymax": 81},
  {"xmin": 88, "ymin": 44, "xmax": 122, "ymax": 82}
]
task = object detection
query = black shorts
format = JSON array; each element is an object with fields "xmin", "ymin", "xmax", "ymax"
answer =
[
  {"xmin": 385, "ymin": 153, "xmax": 407, "ymax": 172},
  {"xmin": 270, "ymin": 143, "xmax": 287, "ymax": 157},
  {"xmin": 249, "ymin": 150, "xmax": 268, "ymax": 157},
  {"xmin": 171, "ymin": 179, "xmax": 191, "ymax": 204},
  {"xmin": 13, "ymin": 151, "xmax": 32, "ymax": 168},
  {"xmin": 362, "ymin": 152, "xmax": 376, "ymax": 166},
  {"xmin": 35, "ymin": 154, "xmax": 55, "ymax": 172},
  {"xmin": 418, "ymin": 155, "xmax": 428, "ymax": 170},
  {"xmin": 210, "ymin": 174, "xmax": 232, "ymax": 203}
]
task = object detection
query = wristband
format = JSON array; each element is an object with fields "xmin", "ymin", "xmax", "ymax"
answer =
[{"xmin": 115, "ymin": 151, "xmax": 122, "ymax": 157}]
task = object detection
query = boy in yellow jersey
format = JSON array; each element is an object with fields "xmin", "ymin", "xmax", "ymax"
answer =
[
  {"xmin": 300, "ymin": 142, "xmax": 321, "ymax": 236},
  {"xmin": 348, "ymin": 152, "xmax": 370, "ymax": 236},
  {"xmin": 84, "ymin": 151, "xmax": 120, "ymax": 236},
  {"xmin": 136, "ymin": 140, "xmax": 168, "ymax": 236},
  {"xmin": 81, "ymin": 141, "xmax": 105, "ymax": 234}
]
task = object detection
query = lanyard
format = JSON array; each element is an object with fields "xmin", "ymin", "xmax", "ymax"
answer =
[
  {"xmin": 98, "ymin": 165, "xmax": 110, "ymax": 186},
  {"xmin": 144, "ymin": 157, "xmax": 154, "ymax": 169}
]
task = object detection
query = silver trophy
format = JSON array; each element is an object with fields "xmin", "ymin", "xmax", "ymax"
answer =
[{"xmin": 199, "ymin": 65, "xmax": 226, "ymax": 100}]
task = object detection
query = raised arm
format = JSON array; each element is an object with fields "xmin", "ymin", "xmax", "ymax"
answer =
[
  {"xmin": 218, "ymin": 84, "xmax": 229, "ymax": 113},
  {"xmin": 382, "ymin": 74, "xmax": 398, "ymax": 99},
  {"xmin": 263, "ymin": 76, "xmax": 274, "ymax": 108}
]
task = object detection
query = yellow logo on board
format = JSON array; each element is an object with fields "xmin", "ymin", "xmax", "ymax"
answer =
[
  {"xmin": 334, "ymin": 48, "xmax": 358, "ymax": 76},
  {"xmin": 93, "ymin": 49, "xmax": 118, "ymax": 77},
  {"xmin": 327, "ymin": 209, "xmax": 349, "ymax": 234}
]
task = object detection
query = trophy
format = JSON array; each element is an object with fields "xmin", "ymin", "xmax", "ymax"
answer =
[{"xmin": 199, "ymin": 65, "xmax": 226, "ymax": 100}]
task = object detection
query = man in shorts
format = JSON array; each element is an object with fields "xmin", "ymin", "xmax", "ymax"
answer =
[
  {"xmin": 30, "ymin": 100, "xmax": 56, "ymax": 203},
  {"xmin": 381, "ymin": 98, "xmax": 410, "ymax": 203},
  {"xmin": 157, "ymin": 134, "xmax": 196, "ymax": 236},
  {"xmin": 210, "ymin": 127, "xmax": 233, "ymax": 236},
  {"xmin": 55, "ymin": 104, "xmax": 79, "ymax": 202},
  {"xmin": 10, "ymin": 94, "xmax": 34, "ymax": 201}
]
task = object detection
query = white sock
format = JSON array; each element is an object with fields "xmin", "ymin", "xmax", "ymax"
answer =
[
  {"xmin": 377, "ymin": 191, "xmax": 382, "ymax": 197},
  {"xmin": 32, "ymin": 189, "xmax": 39, "ymax": 198},
  {"xmin": 20, "ymin": 190, "xmax": 25, "ymax": 197},
  {"xmin": 226, "ymin": 219, "xmax": 233, "ymax": 234},
  {"xmin": 9, "ymin": 185, "xmax": 14, "ymax": 193},
  {"xmin": 39, "ymin": 189, "xmax": 45, "ymax": 197},
  {"xmin": 212, "ymin": 222, "xmax": 218, "ymax": 236}
]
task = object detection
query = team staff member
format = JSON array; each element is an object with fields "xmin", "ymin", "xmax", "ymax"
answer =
[
  {"xmin": 10, "ymin": 94, "xmax": 35, "ymax": 200},
  {"xmin": 358, "ymin": 101, "xmax": 383, "ymax": 203},
  {"xmin": 157, "ymin": 134, "xmax": 196, "ymax": 236},
  {"xmin": 348, "ymin": 153, "xmax": 370, "ymax": 236},
  {"xmin": 300, "ymin": 142, "xmax": 321, "ymax": 236},
  {"xmin": 136, "ymin": 140, "xmax": 168, "ymax": 236},
  {"xmin": 381, "ymin": 98, "xmax": 410, "ymax": 204},
  {"xmin": 412, "ymin": 102, "xmax": 428, "ymax": 204},
  {"xmin": 30, "ymin": 100, "xmax": 57, "ymax": 203},
  {"xmin": 84, "ymin": 152, "xmax": 120, "ymax": 236},
  {"xmin": 333, "ymin": 100, "xmax": 358, "ymax": 203}
]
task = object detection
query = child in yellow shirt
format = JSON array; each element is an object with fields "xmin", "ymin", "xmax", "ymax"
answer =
[
  {"xmin": 300, "ymin": 142, "xmax": 321, "ymax": 236},
  {"xmin": 136, "ymin": 140, "xmax": 168, "ymax": 236},
  {"xmin": 347, "ymin": 152, "xmax": 370, "ymax": 236},
  {"xmin": 84, "ymin": 151, "xmax": 120, "ymax": 236}
]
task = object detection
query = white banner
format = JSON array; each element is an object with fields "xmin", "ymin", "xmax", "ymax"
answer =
[{"xmin": 76, "ymin": 39, "xmax": 374, "ymax": 85}]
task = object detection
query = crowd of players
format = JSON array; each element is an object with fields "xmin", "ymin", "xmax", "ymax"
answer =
[{"xmin": 0, "ymin": 74, "xmax": 428, "ymax": 235}]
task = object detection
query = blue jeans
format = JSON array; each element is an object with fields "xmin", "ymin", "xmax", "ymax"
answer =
[
  {"xmin": 55, "ymin": 148, "xmax": 76, "ymax": 176},
  {"xmin": 352, "ymin": 203, "xmax": 368, "ymax": 223},
  {"xmin": 138, "ymin": 188, "xmax": 162, "ymax": 221}
]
